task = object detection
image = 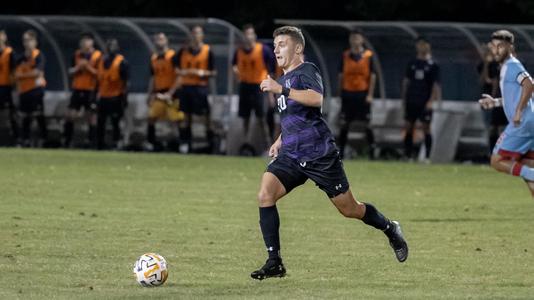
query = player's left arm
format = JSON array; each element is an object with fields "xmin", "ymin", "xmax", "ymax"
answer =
[
  {"xmin": 260, "ymin": 75, "xmax": 322, "ymax": 107},
  {"xmin": 166, "ymin": 53, "xmax": 183, "ymax": 96},
  {"xmin": 167, "ymin": 70, "xmax": 183, "ymax": 97},
  {"xmin": 120, "ymin": 59, "xmax": 130, "ymax": 95},
  {"xmin": 426, "ymin": 64, "xmax": 441, "ymax": 109},
  {"xmin": 198, "ymin": 50, "xmax": 217, "ymax": 77},
  {"xmin": 367, "ymin": 58, "xmax": 376, "ymax": 103},
  {"xmin": 427, "ymin": 82, "xmax": 442, "ymax": 109},
  {"xmin": 513, "ymin": 72, "xmax": 534, "ymax": 126}
]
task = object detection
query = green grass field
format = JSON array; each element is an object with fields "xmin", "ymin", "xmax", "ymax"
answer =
[{"xmin": 1, "ymin": 149, "xmax": 533, "ymax": 299}]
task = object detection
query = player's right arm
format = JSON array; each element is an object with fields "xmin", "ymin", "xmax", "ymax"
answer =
[
  {"xmin": 478, "ymin": 93, "xmax": 502, "ymax": 109},
  {"xmin": 401, "ymin": 61, "xmax": 413, "ymax": 105},
  {"xmin": 165, "ymin": 54, "xmax": 183, "ymax": 98},
  {"xmin": 147, "ymin": 77, "xmax": 154, "ymax": 104},
  {"xmin": 232, "ymin": 50, "xmax": 239, "ymax": 79},
  {"xmin": 401, "ymin": 77, "xmax": 409, "ymax": 104}
]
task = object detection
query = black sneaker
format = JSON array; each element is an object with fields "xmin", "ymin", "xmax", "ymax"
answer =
[
  {"xmin": 387, "ymin": 221, "xmax": 408, "ymax": 262},
  {"xmin": 250, "ymin": 257, "xmax": 286, "ymax": 280}
]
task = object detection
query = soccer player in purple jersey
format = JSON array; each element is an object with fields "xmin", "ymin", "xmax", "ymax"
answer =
[{"xmin": 250, "ymin": 26, "xmax": 408, "ymax": 280}]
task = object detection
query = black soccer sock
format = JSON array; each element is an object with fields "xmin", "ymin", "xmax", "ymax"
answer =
[
  {"xmin": 36, "ymin": 115, "xmax": 48, "ymax": 140},
  {"xmin": 366, "ymin": 127, "xmax": 376, "ymax": 159},
  {"xmin": 64, "ymin": 121, "xmax": 74, "ymax": 146},
  {"xmin": 207, "ymin": 129, "xmax": 215, "ymax": 152},
  {"xmin": 111, "ymin": 117, "xmax": 121, "ymax": 142},
  {"xmin": 96, "ymin": 114, "xmax": 106, "ymax": 149},
  {"xmin": 185, "ymin": 126, "xmax": 193, "ymax": 149},
  {"xmin": 259, "ymin": 205, "xmax": 281, "ymax": 259},
  {"xmin": 362, "ymin": 203, "xmax": 394, "ymax": 236},
  {"xmin": 22, "ymin": 116, "xmax": 31, "ymax": 140},
  {"xmin": 365, "ymin": 127, "xmax": 375, "ymax": 146},
  {"xmin": 338, "ymin": 125, "xmax": 349, "ymax": 158},
  {"xmin": 424, "ymin": 133, "xmax": 432, "ymax": 158},
  {"xmin": 88, "ymin": 125, "xmax": 96, "ymax": 145},
  {"xmin": 147, "ymin": 123, "xmax": 156, "ymax": 144},
  {"xmin": 404, "ymin": 132, "xmax": 413, "ymax": 158},
  {"xmin": 9, "ymin": 111, "xmax": 18, "ymax": 140}
]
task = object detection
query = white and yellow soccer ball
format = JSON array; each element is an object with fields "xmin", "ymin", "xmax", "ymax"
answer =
[{"xmin": 133, "ymin": 253, "xmax": 168, "ymax": 287}]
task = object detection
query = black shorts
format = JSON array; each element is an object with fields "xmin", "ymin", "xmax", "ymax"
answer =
[
  {"xmin": 0, "ymin": 86, "xmax": 14, "ymax": 110},
  {"xmin": 180, "ymin": 85, "xmax": 210, "ymax": 115},
  {"xmin": 266, "ymin": 150, "xmax": 350, "ymax": 198},
  {"xmin": 19, "ymin": 88, "xmax": 45, "ymax": 114},
  {"xmin": 238, "ymin": 83, "xmax": 264, "ymax": 118},
  {"xmin": 97, "ymin": 96, "xmax": 125, "ymax": 119},
  {"xmin": 491, "ymin": 106, "xmax": 507, "ymax": 127},
  {"xmin": 69, "ymin": 89, "xmax": 97, "ymax": 112},
  {"xmin": 341, "ymin": 90, "xmax": 370, "ymax": 122},
  {"xmin": 405, "ymin": 101, "xmax": 432, "ymax": 123}
]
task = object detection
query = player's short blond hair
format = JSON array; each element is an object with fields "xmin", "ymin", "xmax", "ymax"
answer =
[
  {"xmin": 491, "ymin": 30, "xmax": 514, "ymax": 44},
  {"xmin": 273, "ymin": 26, "xmax": 305, "ymax": 50}
]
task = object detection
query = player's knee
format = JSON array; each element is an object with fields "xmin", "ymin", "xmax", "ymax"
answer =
[
  {"xmin": 490, "ymin": 155, "xmax": 502, "ymax": 170},
  {"xmin": 257, "ymin": 190, "xmax": 276, "ymax": 207}
]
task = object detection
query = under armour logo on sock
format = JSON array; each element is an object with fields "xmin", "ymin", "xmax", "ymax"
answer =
[{"xmin": 267, "ymin": 247, "xmax": 274, "ymax": 252}]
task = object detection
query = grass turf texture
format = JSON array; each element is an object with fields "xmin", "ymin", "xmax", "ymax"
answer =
[{"xmin": 0, "ymin": 149, "xmax": 533, "ymax": 299}]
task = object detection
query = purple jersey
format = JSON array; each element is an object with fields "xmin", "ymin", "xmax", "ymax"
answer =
[{"xmin": 276, "ymin": 62, "xmax": 337, "ymax": 162}]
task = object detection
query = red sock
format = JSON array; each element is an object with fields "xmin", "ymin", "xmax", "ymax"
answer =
[{"xmin": 511, "ymin": 162, "xmax": 523, "ymax": 176}]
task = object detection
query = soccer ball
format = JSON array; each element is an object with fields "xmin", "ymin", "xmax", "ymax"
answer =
[{"xmin": 133, "ymin": 253, "xmax": 168, "ymax": 287}]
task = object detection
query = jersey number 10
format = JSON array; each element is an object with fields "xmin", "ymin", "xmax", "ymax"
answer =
[{"xmin": 277, "ymin": 95, "xmax": 287, "ymax": 112}]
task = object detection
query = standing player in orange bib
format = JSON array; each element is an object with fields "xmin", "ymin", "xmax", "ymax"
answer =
[
  {"xmin": 15, "ymin": 30, "xmax": 47, "ymax": 147},
  {"xmin": 146, "ymin": 32, "xmax": 183, "ymax": 151},
  {"xmin": 63, "ymin": 33, "xmax": 102, "ymax": 148},
  {"xmin": 337, "ymin": 29, "xmax": 377, "ymax": 159},
  {"xmin": 177, "ymin": 25, "xmax": 216, "ymax": 153},
  {"xmin": 96, "ymin": 39, "xmax": 129, "ymax": 150},
  {"xmin": 233, "ymin": 24, "xmax": 276, "ymax": 139}
]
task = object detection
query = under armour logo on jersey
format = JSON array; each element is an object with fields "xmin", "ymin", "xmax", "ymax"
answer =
[
  {"xmin": 299, "ymin": 162, "xmax": 307, "ymax": 167},
  {"xmin": 335, "ymin": 184, "xmax": 343, "ymax": 190}
]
